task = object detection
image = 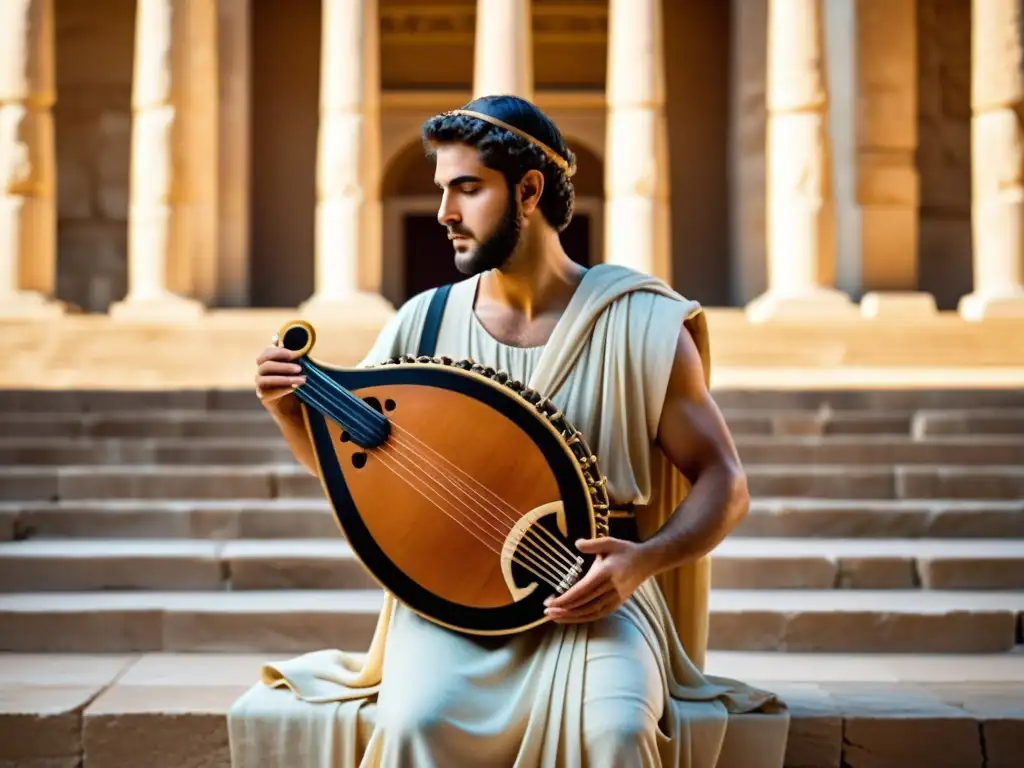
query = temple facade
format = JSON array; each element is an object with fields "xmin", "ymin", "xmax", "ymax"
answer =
[{"xmin": 2, "ymin": 0, "xmax": 1023, "ymax": 321}]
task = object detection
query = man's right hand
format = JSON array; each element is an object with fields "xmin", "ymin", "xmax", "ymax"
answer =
[{"xmin": 255, "ymin": 336, "xmax": 306, "ymax": 414}]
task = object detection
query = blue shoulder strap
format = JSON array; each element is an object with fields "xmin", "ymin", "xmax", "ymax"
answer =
[{"xmin": 417, "ymin": 283, "xmax": 453, "ymax": 357}]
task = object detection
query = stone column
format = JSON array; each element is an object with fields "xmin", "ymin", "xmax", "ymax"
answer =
[
  {"xmin": 473, "ymin": 0, "xmax": 533, "ymax": 99},
  {"xmin": 110, "ymin": 0, "xmax": 204, "ymax": 320},
  {"xmin": 959, "ymin": 0, "xmax": 1024, "ymax": 319},
  {"xmin": 301, "ymin": 0, "xmax": 391, "ymax": 320},
  {"xmin": 603, "ymin": 0, "xmax": 671, "ymax": 282},
  {"xmin": 0, "ymin": 0, "xmax": 63, "ymax": 319},
  {"xmin": 746, "ymin": 0, "xmax": 855, "ymax": 321},
  {"xmin": 825, "ymin": 0, "xmax": 933, "ymax": 318},
  {"xmin": 216, "ymin": 0, "xmax": 250, "ymax": 307}
]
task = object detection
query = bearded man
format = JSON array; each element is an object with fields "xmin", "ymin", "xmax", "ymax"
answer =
[{"xmin": 230, "ymin": 95, "xmax": 788, "ymax": 768}]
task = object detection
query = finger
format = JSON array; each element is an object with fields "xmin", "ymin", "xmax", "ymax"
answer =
[
  {"xmin": 546, "ymin": 583, "xmax": 614, "ymax": 617},
  {"xmin": 258, "ymin": 360, "xmax": 305, "ymax": 376},
  {"xmin": 549, "ymin": 591, "xmax": 621, "ymax": 624},
  {"xmin": 256, "ymin": 346, "xmax": 299, "ymax": 365},
  {"xmin": 256, "ymin": 375, "xmax": 306, "ymax": 392},
  {"xmin": 545, "ymin": 569, "xmax": 608, "ymax": 610}
]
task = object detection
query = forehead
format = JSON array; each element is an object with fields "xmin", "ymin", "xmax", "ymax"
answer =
[{"xmin": 431, "ymin": 142, "xmax": 496, "ymax": 186}]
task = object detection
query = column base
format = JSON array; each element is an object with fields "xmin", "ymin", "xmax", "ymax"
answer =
[
  {"xmin": 0, "ymin": 291, "xmax": 67, "ymax": 321},
  {"xmin": 958, "ymin": 290, "xmax": 1024, "ymax": 321},
  {"xmin": 108, "ymin": 293, "xmax": 205, "ymax": 323},
  {"xmin": 745, "ymin": 287, "xmax": 858, "ymax": 323},
  {"xmin": 859, "ymin": 291, "xmax": 938, "ymax": 319},
  {"xmin": 298, "ymin": 291, "xmax": 396, "ymax": 325}
]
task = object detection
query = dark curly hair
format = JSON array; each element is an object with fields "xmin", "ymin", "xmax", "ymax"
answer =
[{"xmin": 420, "ymin": 95, "xmax": 577, "ymax": 232}]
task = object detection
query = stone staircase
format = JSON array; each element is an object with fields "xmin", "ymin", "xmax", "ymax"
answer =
[{"xmin": 2, "ymin": 386, "xmax": 1023, "ymax": 766}]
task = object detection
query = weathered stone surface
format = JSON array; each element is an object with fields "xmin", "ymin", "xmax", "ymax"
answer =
[
  {"xmin": 896, "ymin": 466, "xmax": 1024, "ymax": 499},
  {"xmin": 0, "ymin": 540, "xmax": 224, "ymax": 591},
  {"xmin": 709, "ymin": 591, "xmax": 1021, "ymax": 653},
  {"xmin": 746, "ymin": 466, "xmax": 894, "ymax": 499},
  {"xmin": 56, "ymin": 466, "xmax": 274, "ymax": 500},
  {"xmin": 736, "ymin": 436, "xmax": 1024, "ymax": 466},
  {"xmin": 912, "ymin": 408, "xmax": 1024, "ymax": 437},
  {"xmin": 828, "ymin": 682, "xmax": 984, "ymax": 768},
  {"xmin": 222, "ymin": 540, "xmax": 373, "ymax": 590},
  {"xmin": 0, "ymin": 595, "xmax": 163, "ymax": 652},
  {"xmin": 736, "ymin": 499, "xmax": 1024, "ymax": 539},
  {"xmin": 0, "ymin": 469, "xmax": 58, "ymax": 502}
]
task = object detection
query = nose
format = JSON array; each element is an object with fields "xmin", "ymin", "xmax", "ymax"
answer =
[{"xmin": 437, "ymin": 189, "xmax": 460, "ymax": 228}]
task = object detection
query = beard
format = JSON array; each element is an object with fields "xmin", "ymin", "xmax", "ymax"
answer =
[{"xmin": 452, "ymin": 185, "xmax": 523, "ymax": 276}]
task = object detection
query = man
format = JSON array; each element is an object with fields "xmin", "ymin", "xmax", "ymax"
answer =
[{"xmin": 234, "ymin": 95, "xmax": 786, "ymax": 768}]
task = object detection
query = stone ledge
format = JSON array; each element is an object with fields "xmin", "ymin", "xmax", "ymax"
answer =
[
  {"xmin": 2, "ymin": 652, "xmax": 1023, "ymax": 768},
  {"xmin": 0, "ymin": 590, "xmax": 1021, "ymax": 654},
  {"xmin": 6, "ymin": 497, "xmax": 1023, "ymax": 541},
  {"xmin": 2, "ymin": 538, "xmax": 1022, "ymax": 592}
]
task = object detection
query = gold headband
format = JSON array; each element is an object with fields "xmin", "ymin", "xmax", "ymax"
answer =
[{"xmin": 448, "ymin": 109, "xmax": 576, "ymax": 178}]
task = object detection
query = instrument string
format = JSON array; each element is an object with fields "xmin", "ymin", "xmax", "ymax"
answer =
[
  {"xmin": 386, "ymin": 424, "xmax": 580, "ymax": 571},
  {"xmin": 297, "ymin": 380, "xmax": 570, "ymax": 587},
  {"xmin": 298, "ymin": 367, "xmax": 585, "ymax": 574},
  {"xmin": 379, "ymin": 436, "xmax": 577, "ymax": 574}
]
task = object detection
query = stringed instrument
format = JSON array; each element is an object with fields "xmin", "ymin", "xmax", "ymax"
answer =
[{"xmin": 277, "ymin": 319, "xmax": 612, "ymax": 635}]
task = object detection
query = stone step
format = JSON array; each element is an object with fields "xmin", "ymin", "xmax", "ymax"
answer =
[
  {"xmin": 2, "ymin": 538, "xmax": 1022, "ymax": 592},
  {"xmin": 2, "ymin": 651, "xmax": 1022, "ymax": 768},
  {"xmin": 3, "ymin": 463, "xmax": 1023, "ymax": 502},
  {"xmin": 0, "ymin": 589, "xmax": 1020, "ymax": 654},
  {"xmin": 5, "ymin": 498, "xmax": 1023, "ymax": 542},
  {"xmin": 2, "ymin": 434, "xmax": 1024, "ymax": 467},
  {"xmin": 2, "ymin": 407, "xmax": 1023, "ymax": 440},
  {"xmin": 3, "ymin": 386, "xmax": 1023, "ymax": 413}
]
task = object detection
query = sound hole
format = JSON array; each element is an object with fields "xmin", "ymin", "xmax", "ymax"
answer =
[
  {"xmin": 352, "ymin": 452, "xmax": 367, "ymax": 469},
  {"xmin": 340, "ymin": 431, "xmax": 351, "ymax": 443},
  {"xmin": 385, "ymin": 399, "xmax": 396, "ymax": 412},
  {"xmin": 364, "ymin": 397, "xmax": 383, "ymax": 413}
]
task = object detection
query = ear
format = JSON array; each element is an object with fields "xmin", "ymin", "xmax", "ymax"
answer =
[{"xmin": 518, "ymin": 169, "xmax": 545, "ymax": 217}]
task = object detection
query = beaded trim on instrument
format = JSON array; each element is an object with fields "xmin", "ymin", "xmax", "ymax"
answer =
[{"xmin": 380, "ymin": 354, "xmax": 612, "ymax": 537}]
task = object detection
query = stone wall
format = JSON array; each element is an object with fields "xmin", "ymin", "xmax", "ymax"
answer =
[
  {"xmin": 54, "ymin": 0, "xmax": 135, "ymax": 313},
  {"xmin": 916, "ymin": 0, "xmax": 973, "ymax": 310}
]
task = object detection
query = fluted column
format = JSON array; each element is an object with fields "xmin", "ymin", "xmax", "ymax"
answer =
[
  {"xmin": 301, "ymin": 0, "xmax": 391, "ymax": 320},
  {"xmin": 603, "ymin": 0, "xmax": 671, "ymax": 282},
  {"xmin": 473, "ymin": 0, "xmax": 533, "ymax": 99},
  {"xmin": 111, "ymin": 0, "xmax": 204, "ymax": 320},
  {"xmin": 0, "ymin": 0, "xmax": 62, "ymax": 319},
  {"xmin": 746, "ymin": 0, "xmax": 855, "ymax": 321},
  {"xmin": 959, "ymin": 0, "xmax": 1024, "ymax": 319}
]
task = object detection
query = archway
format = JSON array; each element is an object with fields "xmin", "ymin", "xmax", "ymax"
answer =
[{"xmin": 381, "ymin": 136, "xmax": 604, "ymax": 307}]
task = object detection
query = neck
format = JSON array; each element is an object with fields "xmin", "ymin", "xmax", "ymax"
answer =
[{"xmin": 478, "ymin": 226, "xmax": 585, "ymax": 321}]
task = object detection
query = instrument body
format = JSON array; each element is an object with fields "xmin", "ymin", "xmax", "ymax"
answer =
[{"xmin": 279, "ymin": 320, "xmax": 611, "ymax": 635}]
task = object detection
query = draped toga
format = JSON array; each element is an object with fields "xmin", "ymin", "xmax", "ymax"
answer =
[{"xmin": 227, "ymin": 263, "xmax": 789, "ymax": 767}]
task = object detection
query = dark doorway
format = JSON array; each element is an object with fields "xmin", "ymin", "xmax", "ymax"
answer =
[
  {"xmin": 249, "ymin": 0, "xmax": 321, "ymax": 306},
  {"xmin": 402, "ymin": 214, "xmax": 591, "ymax": 300}
]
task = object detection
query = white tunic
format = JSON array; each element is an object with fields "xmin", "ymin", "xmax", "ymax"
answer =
[{"xmin": 227, "ymin": 264, "xmax": 789, "ymax": 767}]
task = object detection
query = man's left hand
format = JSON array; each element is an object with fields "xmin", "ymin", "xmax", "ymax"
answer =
[{"xmin": 543, "ymin": 537, "xmax": 649, "ymax": 624}]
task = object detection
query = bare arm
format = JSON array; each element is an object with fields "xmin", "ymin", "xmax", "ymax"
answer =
[{"xmin": 636, "ymin": 321, "xmax": 750, "ymax": 575}]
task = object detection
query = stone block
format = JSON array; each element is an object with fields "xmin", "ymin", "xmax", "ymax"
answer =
[
  {"xmin": 911, "ymin": 409, "xmax": 1024, "ymax": 437},
  {"xmin": 160, "ymin": 593, "xmax": 383, "ymax": 653},
  {"xmin": 17, "ymin": 501, "xmax": 194, "ymax": 539},
  {"xmin": 713, "ymin": 556, "xmax": 838, "ymax": 590},
  {"xmin": 224, "ymin": 541, "xmax": 372, "ymax": 590},
  {"xmin": 746, "ymin": 466, "xmax": 894, "ymax": 499},
  {"xmin": 836, "ymin": 557, "xmax": 916, "ymax": 589},
  {"xmin": 769, "ymin": 683, "xmax": 842, "ymax": 768},
  {"xmin": 235, "ymin": 503, "xmax": 338, "ymax": 539},
  {"xmin": 0, "ymin": 687, "xmax": 91, "ymax": 765},
  {"xmin": 919, "ymin": 557, "xmax": 1024, "ymax": 590},
  {"xmin": 0, "ymin": 469, "xmax": 57, "ymax": 502},
  {"xmin": 56, "ymin": 466, "xmax": 274, "ymax": 500},
  {"xmin": 825, "ymin": 683, "xmax": 983, "ymax": 768},
  {"xmin": 896, "ymin": 466, "xmax": 1024, "ymax": 500},
  {"xmin": 83, "ymin": 685, "xmax": 242, "ymax": 768},
  {"xmin": 0, "ymin": 596, "xmax": 163, "ymax": 652},
  {"xmin": 275, "ymin": 466, "xmax": 325, "ymax": 498},
  {"xmin": 823, "ymin": 413, "xmax": 912, "ymax": 435},
  {"xmin": 0, "ymin": 540, "xmax": 225, "ymax": 592},
  {"xmin": 0, "ymin": 508, "xmax": 14, "ymax": 541},
  {"xmin": 0, "ymin": 415, "xmax": 83, "ymax": 438}
]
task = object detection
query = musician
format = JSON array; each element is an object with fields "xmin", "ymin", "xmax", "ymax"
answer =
[{"xmin": 234, "ymin": 95, "xmax": 786, "ymax": 768}]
